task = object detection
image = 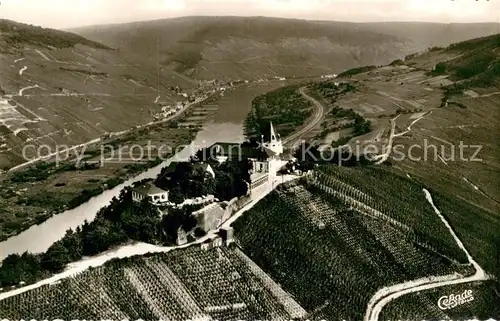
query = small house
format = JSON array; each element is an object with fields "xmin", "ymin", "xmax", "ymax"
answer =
[{"xmin": 132, "ymin": 181, "xmax": 169, "ymax": 204}]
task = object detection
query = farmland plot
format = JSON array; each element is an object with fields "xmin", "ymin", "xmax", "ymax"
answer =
[{"xmin": 0, "ymin": 245, "xmax": 304, "ymax": 321}]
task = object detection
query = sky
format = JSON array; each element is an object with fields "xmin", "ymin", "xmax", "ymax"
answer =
[{"xmin": 0, "ymin": 0, "xmax": 499, "ymax": 29}]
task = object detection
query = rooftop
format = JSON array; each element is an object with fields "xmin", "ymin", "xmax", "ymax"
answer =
[{"xmin": 133, "ymin": 182, "xmax": 168, "ymax": 196}]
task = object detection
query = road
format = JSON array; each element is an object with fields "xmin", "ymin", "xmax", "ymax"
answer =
[
  {"xmin": 372, "ymin": 114, "xmax": 398, "ymax": 164},
  {"xmin": 6, "ymin": 92, "xmax": 216, "ymax": 173},
  {"xmin": 283, "ymin": 86, "xmax": 324, "ymax": 148},
  {"xmin": 0, "ymin": 174, "xmax": 298, "ymax": 301},
  {"xmin": 19, "ymin": 66, "xmax": 27, "ymax": 76},
  {"xmin": 364, "ymin": 188, "xmax": 489, "ymax": 321}
]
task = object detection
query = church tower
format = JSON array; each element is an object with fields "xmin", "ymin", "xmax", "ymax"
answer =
[
  {"xmin": 262, "ymin": 122, "xmax": 283, "ymax": 180},
  {"xmin": 262, "ymin": 122, "xmax": 283, "ymax": 157}
]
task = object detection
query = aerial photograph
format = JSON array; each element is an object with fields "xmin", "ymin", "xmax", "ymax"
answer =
[{"xmin": 0, "ymin": 0, "xmax": 499, "ymax": 320}]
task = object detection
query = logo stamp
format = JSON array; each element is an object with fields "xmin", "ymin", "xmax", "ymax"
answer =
[{"xmin": 438, "ymin": 289, "xmax": 474, "ymax": 310}]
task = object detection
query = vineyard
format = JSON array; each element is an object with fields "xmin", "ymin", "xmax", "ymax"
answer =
[
  {"xmin": 0, "ymin": 245, "xmax": 305, "ymax": 320},
  {"xmin": 379, "ymin": 280, "xmax": 500, "ymax": 319},
  {"xmin": 232, "ymin": 167, "xmax": 472, "ymax": 320},
  {"xmin": 314, "ymin": 165, "xmax": 470, "ymax": 263}
]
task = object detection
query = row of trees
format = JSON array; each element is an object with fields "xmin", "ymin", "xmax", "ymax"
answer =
[
  {"xmin": 0, "ymin": 189, "xmax": 160, "ymax": 287},
  {"xmin": 244, "ymin": 84, "xmax": 312, "ymax": 140}
]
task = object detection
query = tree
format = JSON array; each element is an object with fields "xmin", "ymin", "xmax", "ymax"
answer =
[
  {"xmin": 169, "ymin": 186, "xmax": 184, "ymax": 204},
  {"xmin": 41, "ymin": 241, "xmax": 71, "ymax": 272},
  {"xmin": 434, "ymin": 62, "xmax": 446, "ymax": 74},
  {"xmin": 60, "ymin": 229, "xmax": 83, "ymax": 262}
]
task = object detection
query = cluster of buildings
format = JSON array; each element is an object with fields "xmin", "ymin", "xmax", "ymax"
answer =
[{"xmin": 131, "ymin": 122, "xmax": 286, "ymax": 240}]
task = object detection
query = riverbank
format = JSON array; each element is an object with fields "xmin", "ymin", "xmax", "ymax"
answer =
[
  {"xmin": 0, "ymin": 80, "xmax": 293, "ymax": 259},
  {"xmin": 0, "ymin": 173, "xmax": 298, "ymax": 298},
  {"xmin": 0, "ymin": 124, "xmax": 200, "ymax": 242},
  {"xmin": 0, "ymin": 89, "xmax": 227, "ymax": 242}
]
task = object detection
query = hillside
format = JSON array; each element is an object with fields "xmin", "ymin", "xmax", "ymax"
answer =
[
  {"xmin": 0, "ymin": 19, "xmax": 206, "ymax": 170},
  {"xmin": 0, "ymin": 19, "xmax": 111, "ymax": 52},
  {"xmin": 73, "ymin": 17, "xmax": 499, "ymax": 80},
  {"xmin": 427, "ymin": 33, "xmax": 500, "ymax": 89},
  {"xmin": 358, "ymin": 22, "xmax": 500, "ymax": 50}
]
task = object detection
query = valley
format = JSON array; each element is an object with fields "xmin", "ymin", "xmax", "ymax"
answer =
[{"xmin": 0, "ymin": 14, "xmax": 499, "ymax": 321}]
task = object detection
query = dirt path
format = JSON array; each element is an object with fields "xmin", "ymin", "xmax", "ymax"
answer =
[
  {"xmin": 283, "ymin": 86, "xmax": 324, "ymax": 147},
  {"xmin": 373, "ymin": 114, "xmax": 399, "ymax": 164},
  {"xmin": 19, "ymin": 66, "xmax": 27, "ymax": 76},
  {"xmin": 364, "ymin": 188, "xmax": 488, "ymax": 321},
  {"xmin": 18, "ymin": 84, "xmax": 40, "ymax": 96},
  {"xmin": 0, "ymin": 175, "xmax": 298, "ymax": 301},
  {"xmin": 34, "ymin": 49, "xmax": 51, "ymax": 61}
]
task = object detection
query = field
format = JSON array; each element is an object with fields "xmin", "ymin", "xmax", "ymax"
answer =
[
  {"xmin": 0, "ymin": 244, "xmax": 306, "ymax": 321},
  {"xmin": 380, "ymin": 280, "xmax": 500, "ymax": 319},
  {"xmin": 232, "ymin": 166, "xmax": 473, "ymax": 320},
  {"xmin": 0, "ymin": 122, "xmax": 197, "ymax": 241}
]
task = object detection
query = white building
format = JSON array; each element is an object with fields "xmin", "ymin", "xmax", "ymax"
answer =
[
  {"xmin": 206, "ymin": 122, "xmax": 283, "ymax": 190},
  {"xmin": 132, "ymin": 181, "xmax": 169, "ymax": 204}
]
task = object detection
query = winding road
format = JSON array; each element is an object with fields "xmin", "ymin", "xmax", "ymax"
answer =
[
  {"xmin": 373, "ymin": 114, "xmax": 398, "ymax": 164},
  {"xmin": 19, "ymin": 66, "xmax": 27, "ymax": 76},
  {"xmin": 283, "ymin": 86, "xmax": 325, "ymax": 148},
  {"xmin": 364, "ymin": 188, "xmax": 489, "ymax": 321}
]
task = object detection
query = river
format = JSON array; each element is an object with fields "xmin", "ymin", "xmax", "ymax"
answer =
[
  {"xmin": 0, "ymin": 116, "xmax": 245, "ymax": 261},
  {"xmin": 0, "ymin": 80, "xmax": 290, "ymax": 260}
]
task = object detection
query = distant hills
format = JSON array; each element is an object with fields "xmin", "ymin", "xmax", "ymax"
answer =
[
  {"xmin": 0, "ymin": 16, "xmax": 498, "ymax": 169},
  {"xmin": 72, "ymin": 16, "xmax": 500, "ymax": 80}
]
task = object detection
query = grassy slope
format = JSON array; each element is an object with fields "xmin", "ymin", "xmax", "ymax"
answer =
[{"xmin": 0, "ymin": 19, "xmax": 111, "ymax": 51}]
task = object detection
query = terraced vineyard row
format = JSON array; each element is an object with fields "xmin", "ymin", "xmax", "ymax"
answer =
[
  {"xmin": 0, "ymin": 245, "xmax": 304, "ymax": 320},
  {"xmin": 315, "ymin": 165, "xmax": 469, "ymax": 263},
  {"xmin": 233, "ymin": 176, "xmax": 470, "ymax": 320}
]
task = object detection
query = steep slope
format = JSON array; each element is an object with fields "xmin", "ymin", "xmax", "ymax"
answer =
[
  {"xmin": 431, "ymin": 33, "xmax": 500, "ymax": 88},
  {"xmin": 73, "ymin": 16, "xmax": 411, "ymax": 80},
  {"xmin": 73, "ymin": 17, "xmax": 499, "ymax": 80},
  {"xmin": 358, "ymin": 22, "xmax": 499, "ymax": 50},
  {"xmin": 0, "ymin": 19, "xmax": 201, "ymax": 170}
]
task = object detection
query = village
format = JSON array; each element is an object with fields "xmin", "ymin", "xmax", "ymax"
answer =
[{"xmin": 130, "ymin": 122, "xmax": 298, "ymax": 246}]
